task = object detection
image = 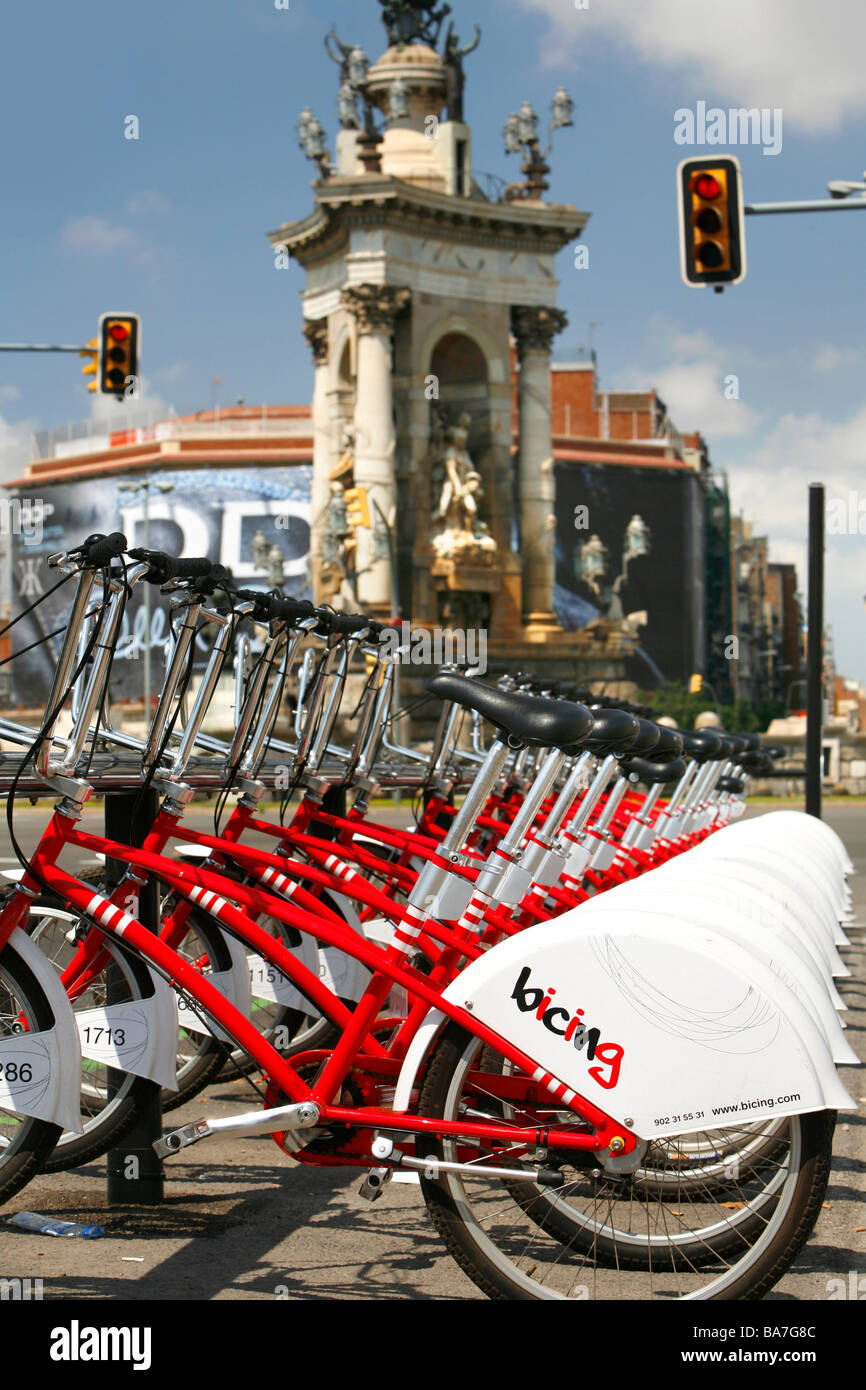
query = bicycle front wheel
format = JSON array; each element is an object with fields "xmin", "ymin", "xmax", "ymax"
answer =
[
  {"xmin": 27, "ymin": 898, "xmax": 159, "ymax": 1171},
  {"xmin": 417, "ymin": 1023, "xmax": 834, "ymax": 1300}
]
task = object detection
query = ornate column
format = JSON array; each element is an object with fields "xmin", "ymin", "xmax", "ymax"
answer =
[
  {"xmin": 342, "ymin": 284, "xmax": 410, "ymax": 615},
  {"xmin": 302, "ymin": 318, "xmax": 331, "ymax": 602},
  {"xmin": 511, "ymin": 305, "xmax": 568, "ymax": 629}
]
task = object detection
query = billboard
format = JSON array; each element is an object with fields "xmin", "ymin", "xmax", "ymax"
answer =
[
  {"xmin": 554, "ymin": 461, "xmax": 706, "ymax": 688},
  {"xmin": 7, "ymin": 465, "xmax": 311, "ymax": 707}
]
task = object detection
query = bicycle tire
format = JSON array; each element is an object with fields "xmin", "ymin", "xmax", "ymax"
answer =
[
  {"xmin": 215, "ymin": 889, "xmax": 348, "ymax": 1081},
  {"xmin": 468, "ymin": 1046, "xmax": 794, "ymax": 1266},
  {"xmin": 0, "ymin": 942, "xmax": 64, "ymax": 1203},
  {"xmin": 160, "ymin": 904, "xmax": 232, "ymax": 1112},
  {"xmin": 417, "ymin": 1022, "xmax": 834, "ymax": 1300},
  {"xmin": 26, "ymin": 896, "xmax": 161, "ymax": 1171}
]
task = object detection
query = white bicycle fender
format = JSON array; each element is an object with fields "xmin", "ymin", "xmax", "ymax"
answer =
[
  {"xmin": 694, "ymin": 840, "xmax": 850, "ymax": 947},
  {"xmin": 246, "ymin": 926, "xmax": 320, "ymax": 1019},
  {"xmin": 393, "ymin": 1006, "xmax": 447, "ymax": 1114},
  {"xmin": 660, "ymin": 860, "xmax": 848, "ymax": 978},
  {"xmin": 727, "ymin": 811, "xmax": 853, "ymax": 875},
  {"xmin": 439, "ymin": 910, "xmax": 854, "ymax": 1141},
  {"xmin": 75, "ymin": 964, "xmax": 180, "ymax": 1092},
  {"xmin": 580, "ymin": 894, "xmax": 857, "ymax": 1066},
  {"xmin": 176, "ymin": 926, "xmax": 252, "ymax": 1041},
  {"xmin": 612, "ymin": 866, "xmax": 842, "ymax": 1002},
  {"xmin": 2, "ymin": 928, "xmax": 83, "ymax": 1133},
  {"xmin": 320, "ymin": 892, "xmax": 371, "ymax": 1004}
]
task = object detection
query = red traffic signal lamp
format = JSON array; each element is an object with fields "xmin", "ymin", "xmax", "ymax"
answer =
[
  {"xmin": 678, "ymin": 156, "xmax": 746, "ymax": 288},
  {"xmin": 98, "ymin": 312, "xmax": 140, "ymax": 396}
]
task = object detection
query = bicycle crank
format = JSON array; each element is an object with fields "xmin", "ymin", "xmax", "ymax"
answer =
[{"xmin": 153, "ymin": 1100, "xmax": 321, "ymax": 1158}]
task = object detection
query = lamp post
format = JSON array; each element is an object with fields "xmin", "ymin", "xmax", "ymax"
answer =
[
  {"xmin": 503, "ymin": 87, "xmax": 574, "ymax": 200},
  {"xmin": 117, "ymin": 478, "xmax": 174, "ymax": 716},
  {"xmin": 297, "ymin": 106, "xmax": 332, "ymax": 179},
  {"xmin": 577, "ymin": 515, "xmax": 650, "ymax": 621},
  {"xmin": 252, "ymin": 528, "xmax": 286, "ymax": 589},
  {"xmin": 298, "ymin": 48, "xmax": 408, "ymax": 179}
]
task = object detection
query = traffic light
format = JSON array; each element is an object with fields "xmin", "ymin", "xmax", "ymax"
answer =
[
  {"xmin": 98, "ymin": 312, "xmax": 140, "ymax": 396},
  {"xmin": 678, "ymin": 156, "xmax": 746, "ymax": 288},
  {"xmin": 344, "ymin": 486, "xmax": 371, "ymax": 529},
  {"xmin": 80, "ymin": 338, "xmax": 98, "ymax": 393},
  {"xmin": 689, "ymin": 673, "xmax": 703, "ymax": 694}
]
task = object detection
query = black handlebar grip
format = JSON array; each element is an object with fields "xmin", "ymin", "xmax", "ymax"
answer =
[
  {"xmin": 234, "ymin": 589, "xmax": 316, "ymax": 624},
  {"xmin": 81, "ymin": 532, "xmax": 127, "ymax": 567},
  {"xmin": 269, "ymin": 594, "xmax": 317, "ymax": 623},
  {"xmin": 129, "ymin": 549, "xmax": 217, "ymax": 584},
  {"xmin": 326, "ymin": 612, "xmax": 373, "ymax": 637}
]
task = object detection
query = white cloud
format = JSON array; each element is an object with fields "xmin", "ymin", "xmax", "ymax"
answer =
[
  {"xmin": 653, "ymin": 360, "xmax": 759, "ymax": 438},
  {"xmin": 0, "ymin": 385, "xmax": 21, "ymax": 405},
  {"xmin": 812, "ymin": 343, "xmax": 861, "ymax": 374},
  {"xmin": 124, "ymin": 190, "xmax": 171, "ymax": 217},
  {"xmin": 61, "ymin": 215, "xmax": 135, "ymax": 254},
  {"xmin": 0, "ymin": 412, "xmax": 38, "ymax": 485},
  {"xmin": 617, "ymin": 318, "xmax": 760, "ymax": 438},
  {"xmin": 88, "ymin": 378, "xmax": 174, "ymax": 425},
  {"xmin": 725, "ymin": 407, "xmax": 866, "ymax": 642},
  {"xmin": 513, "ymin": 0, "xmax": 866, "ymax": 130}
]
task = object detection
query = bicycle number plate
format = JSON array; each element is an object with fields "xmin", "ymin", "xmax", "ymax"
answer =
[
  {"xmin": 75, "ymin": 1004, "xmax": 152, "ymax": 1073},
  {"xmin": 0, "ymin": 1032, "xmax": 53, "ymax": 1115},
  {"xmin": 247, "ymin": 954, "xmax": 311, "ymax": 1010},
  {"xmin": 175, "ymin": 969, "xmax": 238, "ymax": 1039}
]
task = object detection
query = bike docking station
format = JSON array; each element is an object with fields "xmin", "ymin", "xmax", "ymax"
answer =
[{"xmin": 0, "ymin": 529, "xmax": 860, "ymax": 1313}]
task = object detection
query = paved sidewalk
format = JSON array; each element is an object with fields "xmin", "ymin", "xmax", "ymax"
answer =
[{"xmin": 0, "ymin": 807, "xmax": 863, "ymax": 1301}]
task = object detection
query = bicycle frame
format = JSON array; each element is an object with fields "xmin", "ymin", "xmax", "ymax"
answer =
[{"xmin": 1, "ymin": 806, "xmax": 632, "ymax": 1160}]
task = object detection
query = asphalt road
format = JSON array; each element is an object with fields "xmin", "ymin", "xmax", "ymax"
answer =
[{"xmin": 0, "ymin": 802, "xmax": 863, "ymax": 1303}]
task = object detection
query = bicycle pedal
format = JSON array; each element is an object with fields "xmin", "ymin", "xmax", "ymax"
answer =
[
  {"xmin": 358, "ymin": 1167, "xmax": 392, "ymax": 1201},
  {"xmin": 153, "ymin": 1119, "xmax": 212, "ymax": 1159}
]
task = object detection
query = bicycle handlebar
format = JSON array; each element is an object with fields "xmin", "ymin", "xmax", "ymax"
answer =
[
  {"xmin": 128, "ymin": 548, "xmax": 224, "ymax": 585},
  {"xmin": 234, "ymin": 589, "xmax": 317, "ymax": 625},
  {"xmin": 73, "ymin": 532, "xmax": 128, "ymax": 568}
]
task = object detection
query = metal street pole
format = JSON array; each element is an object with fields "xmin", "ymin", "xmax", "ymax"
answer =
[
  {"xmin": 0, "ymin": 342, "xmax": 96, "ymax": 352},
  {"xmin": 143, "ymin": 486, "xmax": 151, "ymax": 717},
  {"xmin": 745, "ymin": 199, "xmax": 866, "ymax": 216},
  {"xmin": 805, "ymin": 484, "xmax": 825, "ymax": 818}
]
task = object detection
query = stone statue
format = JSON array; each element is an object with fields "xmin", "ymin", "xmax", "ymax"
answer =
[
  {"xmin": 432, "ymin": 413, "xmax": 497, "ymax": 562},
  {"xmin": 379, "ymin": 1, "xmax": 451, "ymax": 48},
  {"xmin": 330, "ymin": 424, "xmax": 356, "ymax": 484},
  {"xmin": 324, "ymin": 27, "xmax": 356, "ymax": 83},
  {"xmin": 322, "ymin": 481, "xmax": 350, "ymax": 566},
  {"xmin": 442, "ymin": 22, "xmax": 481, "ymax": 122}
]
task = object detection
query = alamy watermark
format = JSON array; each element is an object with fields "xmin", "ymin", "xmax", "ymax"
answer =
[
  {"xmin": 827, "ymin": 489, "xmax": 866, "ymax": 535},
  {"xmin": 825, "ymin": 1271, "xmax": 866, "ymax": 1299},
  {"xmin": 0, "ymin": 1276, "xmax": 43, "ymax": 1301},
  {"xmin": 0, "ymin": 497, "xmax": 48, "ymax": 545},
  {"xmin": 379, "ymin": 622, "xmax": 487, "ymax": 674},
  {"xmin": 674, "ymin": 101, "xmax": 782, "ymax": 157}
]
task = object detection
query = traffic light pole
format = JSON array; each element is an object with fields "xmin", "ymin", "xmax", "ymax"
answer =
[
  {"xmin": 0, "ymin": 343, "xmax": 95, "ymax": 352},
  {"xmin": 805, "ymin": 485, "xmax": 825, "ymax": 820},
  {"xmin": 745, "ymin": 199, "xmax": 866, "ymax": 216}
]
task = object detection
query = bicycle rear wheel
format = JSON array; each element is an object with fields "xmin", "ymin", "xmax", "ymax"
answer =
[
  {"xmin": 0, "ymin": 942, "xmax": 63, "ymax": 1202},
  {"xmin": 417, "ymin": 1023, "xmax": 834, "ymax": 1300}
]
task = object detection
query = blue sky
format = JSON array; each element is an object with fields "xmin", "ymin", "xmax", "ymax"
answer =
[{"xmin": 2, "ymin": 0, "xmax": 866, "ymax": 682}]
